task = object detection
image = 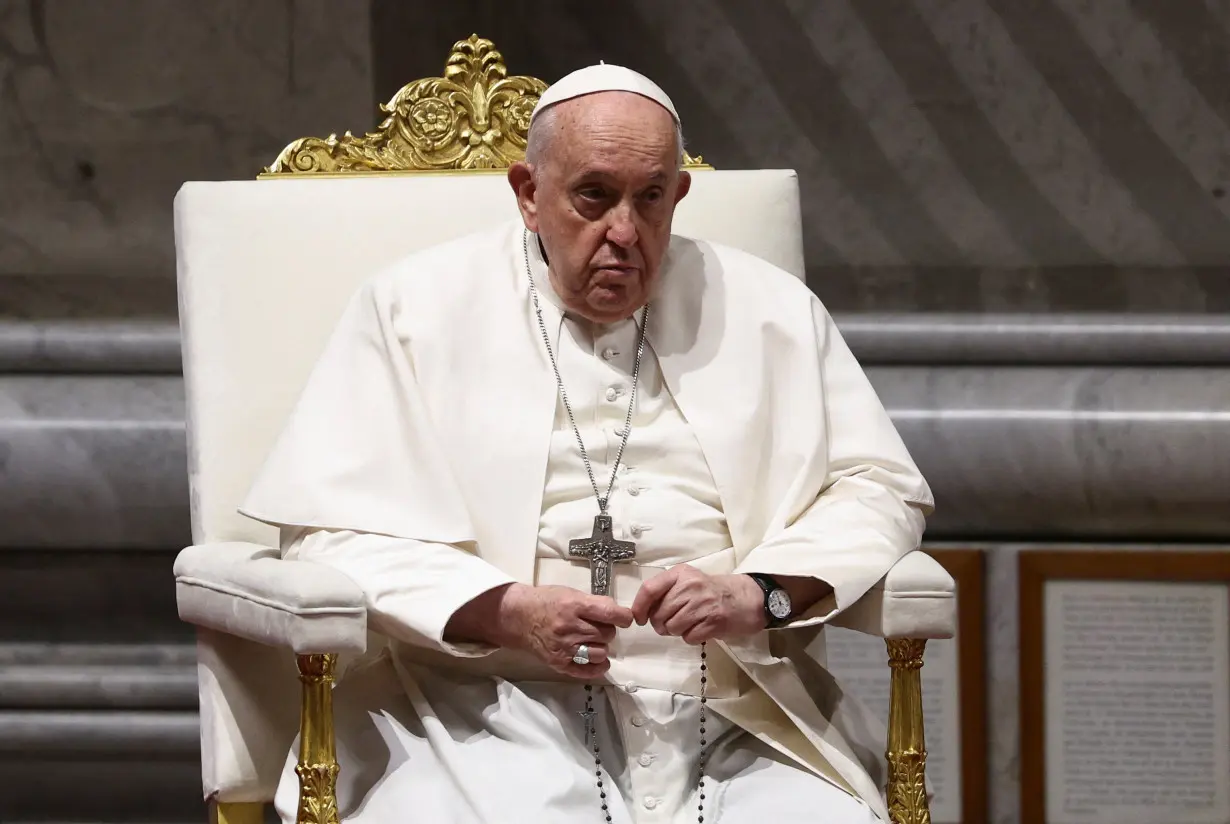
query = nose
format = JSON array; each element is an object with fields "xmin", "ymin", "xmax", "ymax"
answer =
[{"xmin": 606, "ymin": 202, "xmax": 639, "ymax": 248}]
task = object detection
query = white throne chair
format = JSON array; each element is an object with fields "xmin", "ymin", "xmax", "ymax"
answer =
[{"xmin": 171, "ymin": 35, "xmax": 956, "ymax": 824}]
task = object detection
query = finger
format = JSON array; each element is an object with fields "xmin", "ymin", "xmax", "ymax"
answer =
[
  {"xmin": 648, "ymin": 589, "xmax": 690, "ymax": 636},
  {"xmin": 576, "ymin": 596, "xmax": 634, "ymax": 628},
  {"xmin": 561, "ymin": 642, "xmax": 609, "ymax": 667},
  {"xmin": 682, "ymin": 618, "xmax": 720, "ymax": 645},
  {"xmin": 561, "ymin": 615, "xmax": 618, "ymax": 644},
  {"xmin": 631, "ymin": 568, "xmax": 679, "ymax": 625},
  {"xmin": 663, "ymin": 603, "xmax": 703, "ymax": 638},
  {"xmin": 571, "ymin": 621, "xmax": 617, "ymax": 644},
  {"xmin": 557, "ymin": 643, "xmax": 610, "ymax": 679}
]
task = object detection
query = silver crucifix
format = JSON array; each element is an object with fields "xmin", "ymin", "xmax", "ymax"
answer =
[
  {"xmin": 579, "ymin": 706, "xmax": 597, "ymax": 745},
  {"xmin": 568, "ymin": 514, "xmax": 636, "ymax": 596}
]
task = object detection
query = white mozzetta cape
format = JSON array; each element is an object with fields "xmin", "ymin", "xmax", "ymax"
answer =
[{"xmin": 241, "ymin": 220, "xmax": 934, "ymax": 817}]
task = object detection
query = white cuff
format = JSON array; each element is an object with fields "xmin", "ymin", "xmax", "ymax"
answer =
[{"xmin": 288, "ymin": 529, "xmax": 516, "ymax": 657}]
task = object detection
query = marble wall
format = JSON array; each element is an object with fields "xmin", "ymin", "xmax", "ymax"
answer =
[
  {"xmin": 0, "ymin": 2, "xmax": 372, "ymax": 821},
  {"xmin": 373, "ymin": 0, "xmax": 1230, "ymax": 311},
  {"xmin": 1, "ymin": 2, "xmax": 1229, "ymax": 823},
  {"xmin": 0, "ymin": 0, "xmax": 372, "ymax": 282}
]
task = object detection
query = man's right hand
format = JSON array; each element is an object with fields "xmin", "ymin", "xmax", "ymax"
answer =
[{"xmin": 445, "ymin": 583, "xmax": 634, "ymax": 679}]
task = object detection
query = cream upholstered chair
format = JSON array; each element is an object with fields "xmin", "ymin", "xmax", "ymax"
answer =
[{"xmin": 172, "ymin": 36, "xmax": 956, "ymax": 824}]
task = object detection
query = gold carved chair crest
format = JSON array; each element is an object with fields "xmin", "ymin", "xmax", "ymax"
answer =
[
  {"xmin": 224, "ymin": 34, "xmax": 930, "ymax": 824},
  {"xmin": 262, "ymin": 34, "xmax": 706, "ymax": 175}
]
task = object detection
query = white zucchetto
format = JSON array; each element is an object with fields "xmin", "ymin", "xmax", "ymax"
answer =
[{"xmin": 531, "ymin": 63, "xmax": 680, "ymax": 125}]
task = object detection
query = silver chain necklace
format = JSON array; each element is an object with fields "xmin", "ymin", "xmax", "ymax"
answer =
[{"xmin": 523, "ymin": 230, "xmax": 709, "ymax": 824}]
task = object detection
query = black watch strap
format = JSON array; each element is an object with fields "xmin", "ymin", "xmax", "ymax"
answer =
[{"xmin": 747, "ymin": 573, "xmax": 790, "ymax": 628}]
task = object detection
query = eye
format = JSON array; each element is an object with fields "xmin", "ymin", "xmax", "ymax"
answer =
[
  {"xmin": 640, "ymin": 187, "xmax": 665, "ymax": 204},
  {"xmin": 577, "ymin": 185, "xmax": 607, "ymax": 201}
]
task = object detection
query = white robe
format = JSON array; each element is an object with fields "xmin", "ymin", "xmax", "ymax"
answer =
[{"xmin": 242, "ymin": 221, "xmax": 933, "ymax": 822}]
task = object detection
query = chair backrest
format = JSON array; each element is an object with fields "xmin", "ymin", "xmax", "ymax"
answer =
[
  {"xmin": 175, "ymin": 171, "xmax": 804, "ymax": 546},
  {"xmin": 174, "ymin": 34, "xmax": 806, "ymax": 550}
]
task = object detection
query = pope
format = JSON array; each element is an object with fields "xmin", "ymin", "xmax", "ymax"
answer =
[{"xmin": 242, "ymin": 63, "xmax": 934, "ymax": 824}]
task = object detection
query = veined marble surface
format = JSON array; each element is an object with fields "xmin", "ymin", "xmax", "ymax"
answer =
[
  {"xmin": 0, "ymin": 643, "xmax": 196, "ymax": 707},
  {"xmin": 2, "ymin": 368, "xmax": 1229, "ymax": 549},
  {"xmin": 4, "ymin": 306, "xmax": 1230, "ymax": 372},
  {"xmin": 0, "ymin": 0, "xmax": 372, "ymax": 279},
  {"xmin": 374, "ymin": 0, "xmax": 1230, "ymax": 312},
  {"xmin": 0, "ymin": 375, "xmax": 187, "ymax": 549},
  {"xmin": 878, "ymin": 366, "xmax": 1230, "ymax": 538}
]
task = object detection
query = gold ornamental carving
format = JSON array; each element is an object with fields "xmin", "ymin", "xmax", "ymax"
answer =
[
  {"xmin": 886, "ymin": 749, "xmax": 932, "ymax": 824},
  {"xmin": 296, "ymin": 653, "xmax": 339, "ymax": 824},
  {"xmin": 263, "ymin": 34, "xmax": 708, "ymax": 175},
  {"xmin": 295, "ymin": 762, "xmax": 341, "ymax": 824},
  {"xmin": 887, "ymin": 638, "xmax": 926, "ymax": 670},
  {"xmin": 885, "ymin": 638, "xmax": 931, "ymax": 824},
  {"xmin": 266, "ymin": 35, "xmax": 543, "ymax": 174},
  {"xmin": 297, "ymin": 652, "xmax": 338, "ymax": 684}
]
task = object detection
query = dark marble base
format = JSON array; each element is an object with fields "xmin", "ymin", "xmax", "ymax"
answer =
[
  {"xmin": 0, "ymin": 552, "xmax": 189, "ymax": 644},
  {"xmin": 1, "ymin": 756, "xmax": 203, "ymax": 823}
]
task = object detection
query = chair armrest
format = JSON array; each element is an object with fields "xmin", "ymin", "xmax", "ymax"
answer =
[
  {"xmin": 829, "ymin": 550, "xmax": 955, "ymax": 639},
  {"xmin": 175, "ymin": 542, "xmax": 367, "ymax": 655}
]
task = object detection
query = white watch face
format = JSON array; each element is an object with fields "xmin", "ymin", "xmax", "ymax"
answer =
[{"xmin": 767, "ymin": 588, "xmax": 792, "ymax": 620}]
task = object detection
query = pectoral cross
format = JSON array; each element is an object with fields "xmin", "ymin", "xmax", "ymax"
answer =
[{"xmin": 569, "ymin": 514, "xmax": 636, "ymax": 596}]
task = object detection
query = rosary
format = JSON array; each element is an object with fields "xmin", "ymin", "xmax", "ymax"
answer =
[{"xmin": 525, "ymin": 231, "xmax": 710, "ymax": 823}]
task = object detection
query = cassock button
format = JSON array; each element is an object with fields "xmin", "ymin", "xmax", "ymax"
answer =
[
  {"xmin": 628, "ymin": 486, "xmax": 641, "ymax": 496},
  {"xmin": 602, "ymin": 347, "xmax": 619, "ymax": 360},
  {"xmin": 605, "ymin": 387, "xmax": 618, "ymax": 402},
  {"xmin": 630, "ymin": 525, "xmax": 644, "ymax": 538},
  {"xmin": 630, "ymin": 714, "xmax": 647, "ymax": 727},
  {"xmin": 643, "ymin": 796, "xmax": 659, "ymax": 810},
  {"xmin": 638, "ymin": 753, "xmax": 656, "ymax": 767}
]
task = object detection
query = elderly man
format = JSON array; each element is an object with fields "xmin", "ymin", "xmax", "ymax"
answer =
[{"xmin": 242, "ymin": 64, "xmax": 932, "ymax": 824}]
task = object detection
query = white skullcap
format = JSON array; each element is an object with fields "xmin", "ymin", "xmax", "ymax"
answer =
[{"xmin": 531, "ymin": 63, "xmax": 680, "ymax": 125}]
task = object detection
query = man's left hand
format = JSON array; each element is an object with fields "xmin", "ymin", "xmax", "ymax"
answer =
[{"xmin": 630, "ymin": 567, "xmax": 764, "ymax": 644}]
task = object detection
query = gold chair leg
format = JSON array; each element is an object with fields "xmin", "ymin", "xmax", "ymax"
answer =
[
  {"xmin": 886, "ymin": 639, "xmax": 931, "ymax": 824},
  {"xmin": 295, "ymin": 653, "xmax": 340, "ymax": 824},
  {"xmin": 212, "ymin": 801, "xmax": 265, "ymax": 824}
]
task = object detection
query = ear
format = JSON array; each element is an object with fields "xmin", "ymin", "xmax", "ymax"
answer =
[
  {"xmin": 674, "ymin": 170, "xmax": 692, "ymax": 205},
  {"xmin": 508, "ymin": 162, "xmax": 539, "ymax": 233}
]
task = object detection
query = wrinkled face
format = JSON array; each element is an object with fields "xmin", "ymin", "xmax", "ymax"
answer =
[{"xmin": 509, "ymin": 91, "xmax": 691, "ymax": 324}]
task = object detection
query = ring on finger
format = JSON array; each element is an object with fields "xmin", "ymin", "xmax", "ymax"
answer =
[{"xmin": 572, "ymin": 644, "xmax": 591, "ymax": 665}]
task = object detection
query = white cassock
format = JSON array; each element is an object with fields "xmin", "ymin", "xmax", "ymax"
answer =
[{"xmin": 241, "ymin": 221, "xmax": 934, "ymax": 823}]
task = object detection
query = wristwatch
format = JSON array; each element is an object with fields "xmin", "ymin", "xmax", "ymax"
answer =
[{"xmin": 747, "ymin": 573, "xmax": 792, "ymax": 628}]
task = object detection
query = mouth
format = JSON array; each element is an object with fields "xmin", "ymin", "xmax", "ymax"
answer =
[{"xmin": 592, "ymin": 265, "xmax": 639, "ymax": 279}]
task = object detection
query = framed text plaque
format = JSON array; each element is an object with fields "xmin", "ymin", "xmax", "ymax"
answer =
[
  {"xmin": 825, "ymin": 548, "xmax": 987, "ymax": 824},
  {"xmin": 1020, "ymin": 550, "xmax": 1230, "ymax": 824}
]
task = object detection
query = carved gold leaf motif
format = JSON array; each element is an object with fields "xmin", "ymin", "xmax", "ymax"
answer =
[
  {"xmin": 887, "ymin": 638, "xmax": 927, "ymax": 670},
  {"xmin": 886, "ymin": 749, "xmax": 932, "ymax": 824},
  {"xmin": 885, "ymin": 638, "xmax": 932, "ymax": 824},
  {"xmin": 295, "ymin": 762, "xmax": 341, "ymax": 824},
  {"xmin": 296, "ymin": 654, "xmax": 339, "ymax": 824},
  {"xmin": 263, "ymin": 34, "xmax": 707, "ymax": 175}
]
